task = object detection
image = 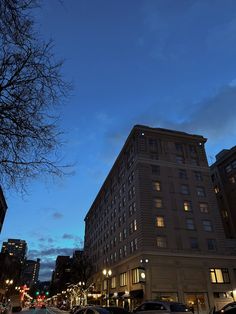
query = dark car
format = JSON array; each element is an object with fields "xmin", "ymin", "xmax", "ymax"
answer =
[
  {"xmin": 214, "ymin": 303, "xmax": 236, "ymax": 314},
  {"xmin": 81, "ymin": 307, "xmax": 130, "ymax": 314},
  {"xmin": 133, "ymin": 301, "xmax": 190, "ymax": 314},
  {"xmin": 71, "ymin": 306, "xmax": 83, "ymax": 314}
]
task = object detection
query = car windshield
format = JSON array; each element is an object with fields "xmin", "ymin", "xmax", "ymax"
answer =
[{"xmin": 170, "ymin": 304, "xmax": 189, "ymax": 312}]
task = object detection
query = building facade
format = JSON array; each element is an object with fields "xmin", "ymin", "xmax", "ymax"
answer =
[
  {"xmin": 210, "ymin": 146, "xmax": 236, "ymax": 239},
  {"xmin": 21, "ymin": 258, "xmax": 40, "ymax": 287},
  {"xmin": 84, "ymin": 125, "xmax": 236, "ymax": 314},
  {"xmin": 1, "ymin": 239, "xmax": 27, "ymax": 263},
  {"xmin": 0, "ymin": 186, "xmax": 7, "ymax": 234}
]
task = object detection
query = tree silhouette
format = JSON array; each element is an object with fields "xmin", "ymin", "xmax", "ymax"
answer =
[{"xmin": 0, "ymin": 0, "xmax": 71, "ymax": 192}]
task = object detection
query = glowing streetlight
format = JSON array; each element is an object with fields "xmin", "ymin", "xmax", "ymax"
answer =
[{"xmin": 102, "ymin": 269, "xmax": 112, "ymax": 306}]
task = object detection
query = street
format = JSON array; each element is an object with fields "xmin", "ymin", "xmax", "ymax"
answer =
[{"xmin": 20, "ymin": 308, "xmax": 69, "ymax": 314}]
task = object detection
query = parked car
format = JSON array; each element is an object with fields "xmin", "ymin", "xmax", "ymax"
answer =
[
  {"xmin": 214, "ymin": 302, "xmax": 236, "ymax": 314},
  {"xmin": 78, "ymin": 307, "xmax": 129, "ymax": 314},
  {"xmin": 70, "ymin": 305, "xmax": 82, "ymax": 314},
  {"xmin": 133, "ymin": 301, "xmax": 190, "ymax": 314}
]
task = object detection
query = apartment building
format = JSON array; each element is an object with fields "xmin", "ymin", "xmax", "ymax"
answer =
[
  {"xmin": 84, "ymin": 125, "xmax": 236, "ymax": 314},
  {"xmin": 210, "ymin": 146, "xmax": 236, "ymax": 239},
  {"xmin": 1, "ymin": 239, "xmax": 27, "ymax": 263}
]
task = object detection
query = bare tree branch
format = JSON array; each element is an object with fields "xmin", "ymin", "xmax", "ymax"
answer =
[{"xmin": 0, "ymin": 0, "xmax": 72, "ymax": 192}]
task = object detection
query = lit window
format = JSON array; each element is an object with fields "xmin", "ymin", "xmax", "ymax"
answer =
[
  {"xmin": 120, "ymin": 272, "xmax": 127, "ymax": 286},
  {"xmin": 183, "ymin": 201, "xmax": 192, "ymax": 212},
  {"xmin": 181, "ymin": 184, "xmax": 190, "ymax": 195},
  {"xmin": 196, "ymin": 186, "xmax": 206, "ymax": 197},
  {"xmin": 210, "ymin": 268, "xmax": 230, "ymax": 283},
  {"xmin": 186, "ymin": 218, "xmax": 195, "ymax": 230},
  {"xmin": 229, "ymin": 176, "xmax": 236, "ymax": 184},
  {"xmin": 154, "ymin": 198, "xmax": 162, "ymax": 208},
  {"xmin": 111, "ymin": 276, "xmax": 116, "ymax": 288},
  {"xmin": 203, "ymin": 220, "xmax": 213, "ymax": 232},
  {"xmin": 156, "ymin": 216, "xmax": 165, "ymax": 227},
  {"xmin": 152, "ymin": 181, "xmax": 161, "ymax": 191},
  {"xmin": 157, "ymin": 236, "xmax": 167, "ymax": 248},
  {"xmin": 214, "ymin": 186, "xmax": 220, "ymax": 194},
  {"xmin": 199, "ymin": 203, "xmax": 209, "ymax": 213}
]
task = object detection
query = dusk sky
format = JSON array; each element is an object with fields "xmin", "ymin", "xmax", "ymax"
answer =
[{"xmin": 1, "ymin": 0, "xmax": 236, "ymax": 281}]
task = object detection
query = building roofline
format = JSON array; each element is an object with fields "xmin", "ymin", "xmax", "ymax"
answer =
[{"xmin": 84, "ymin": 125, "xmax": 207, "ymax": 222}]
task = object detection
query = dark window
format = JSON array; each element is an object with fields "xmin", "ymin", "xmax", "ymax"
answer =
[
  {"xmin": 194, "ymin": 171, "xmax": 202, "ymax": 181},
  {"xmin": 179, "ymin": 169, "xmax": 187, "ymax": 179},
  {"xmin": 151, "ymin": 165, "xmax": 160, "ymax": 175},
  {"xmin": 190, "ymin": 238, "xmax": 199, "ymax": 249},
  {"xmin": 207, "ymin": 239, "xmax": 217, "ymax": 251}
]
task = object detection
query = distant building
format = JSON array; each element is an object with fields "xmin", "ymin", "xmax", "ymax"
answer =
[
  {"xmin": 210, "ymin": 146, "xmax": 236, "ymax": 239},
  {"xmin": 84, "ymin": 125, "xmax": 236, "ymax": 312},
  {"xmin": 0, "ymin": 186, "xmax": 7, "ymax": 233},
  {"xmin": 51, "ymin": 256, "xmax": 72, "ymax": 293},
  {"xmin": 21, "ymin": 258, "xmax": 40, "ymax": 287},
  {"xmin": 1, "ymin": 239, "xmax": 27, "ymax": 263}
]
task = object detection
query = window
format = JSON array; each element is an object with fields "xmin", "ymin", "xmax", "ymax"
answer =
[
  {"xmin": 190, "ymin": 237, "xmax": 199, "ymax": 249},
  {"xmin": 179, "ymin": 169, "xmax": 187, "ymax": 179},
  {"xmin": 210, "ymin": 268, "xmax": 230, "ymax": 283},
  {"xmin": 194, "ymin": 171, "xmax": 202, "ymax": 181},
  {"xmin": 129, "ymin": 202, "xmax": 136, "ymax": 216},
  {"xmin": 186, "ymin": 218, "xmax": 195, "ymax": 230},
  {"xmin": 151, "ymin": 165, "xmax": 160, "ymax": 175},
  {"xmin": 214, "ymin": 186, "xmax": 220, "ymax": 194},
  {"xmin": 175, "ymin": 143, "xmax": 183, "ymax": 152},
  {"xmin": 189, "ymin": 145, "xmax": 196, "ymax": 154},
  {"xmin": 157, "ymin": 236, "xmax": 167, "ymax": 248},
  {"xmin": 196, "ymin": 186, "xmax": 206, "ymax": 197},
  {"xmin": 183, "ymin": 201, "xmax": 192, "ymax": 212},
  {"xmin": 120, "ymin": 272, "xmax": 127, "ymax": 286},
  {"xmin": 225, "ymin": 164, "xmax": 232, "ymax": 173},
  {"xmin": 156, "ymin": 216, "xmax": 165, "ymax": 227},
  {"xmin": 232, "ymin": 160, "xmax": 236, "ymax": 169},
  {"xmin": 132, "ymin": 268, "xmax": 140, "ymax": 284},
  {"xmin": 154, "ymin": 198, "xmax": 162, "ymax": 208},
  {"xmin": 203, "ymin": 220, "xmax": 213, "ymax": 232},
  {"xmin": 149, "ymin": 139, "xmax": 158, "ymax": 152},
  {"xmin": 229, "ymin": 176, "xmax": 236, "ymax": 184},
  {"xmin": 207, "ymin": 239, "xmax": 217, "ymax": 251},
  {"xmin": 176, "ymin": 156, "xmax": 185, "ymax": 164},
  {"xmin": 181, "ymin": 184, "xmax": 190, "ymax": 195},
  {"xmin": 199, "ymin": 203, "xmax": 209, "ymax": 213},
  {"xmin": 152, "ymin": 181, "xmax": 161, "ymax": 191},
  {"xmin": 111, "ymin": 276, "xmax": 116, "ymax": 288},
  {"xmin": 191, "ymin": 158, "xmax": 199, "ymax": 166}
]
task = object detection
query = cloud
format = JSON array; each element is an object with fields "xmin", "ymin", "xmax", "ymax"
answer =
[{"xmin": 52, "ymin": 212, "xmax": 63, "ymax": 219}]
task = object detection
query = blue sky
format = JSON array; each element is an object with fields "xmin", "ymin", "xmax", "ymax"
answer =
[{"xmin": 1, "ymin": 0, "xmax": 236, "ymax": 281}]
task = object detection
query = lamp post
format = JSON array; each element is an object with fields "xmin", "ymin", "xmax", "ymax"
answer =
[
  {"xmin": 102, "ymin": 269, "xmax": 112, "ymax": 306},
  {"xmin": 5, "ymin": 279, "xmax": 13, "ymax": 302}
]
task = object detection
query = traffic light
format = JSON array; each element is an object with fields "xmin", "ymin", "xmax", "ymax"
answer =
[
  {"xmin": 36, "ymin": 291, "xmax": 39, "ymax": 296},
  {"xmin": 45, "ymin": 291, "xmax": 49, "ymax": 296}
]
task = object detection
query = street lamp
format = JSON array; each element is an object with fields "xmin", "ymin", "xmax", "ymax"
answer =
[
  {"xmin": 5, "ymin": 279, "xmax": 14, "ymax": 301},
  {"xmin": 102, "ymin": 269, "xmax": 112, "ymax": 306}
]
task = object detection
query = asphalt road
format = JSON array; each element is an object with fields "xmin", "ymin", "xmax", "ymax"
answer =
[{"xmin": 22, "ymin": 307, "xmax": 69, "ymax": 314}]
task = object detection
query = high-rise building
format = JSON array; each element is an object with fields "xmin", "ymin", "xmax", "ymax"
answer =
[
  {"xmin": 1, "ymin": 239, "xmax": 27, "ymax": 262},
  {"xmin": 210, "ymin": 146, "xmax": 236, "ymax": 239},
  {"xmin": 0, "ymin": 186, "xmax": 7, "ymax": 233},
  {"xmin": 21, "ymin": 258, "xmax": 40, "ymax": 287},
  {"xmin": 84, "ymin": 125, "xmax": 236, "ymax": 313}
]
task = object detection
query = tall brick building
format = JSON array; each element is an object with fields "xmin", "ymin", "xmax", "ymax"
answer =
[{"xmin": 84, "ymin": 125, "xmax": 236, "ymax": 313}]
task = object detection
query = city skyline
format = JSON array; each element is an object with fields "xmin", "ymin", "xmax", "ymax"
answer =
[{"xmin": 1, "ymin": 0, "xmax": 236, "ymax": 281}]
